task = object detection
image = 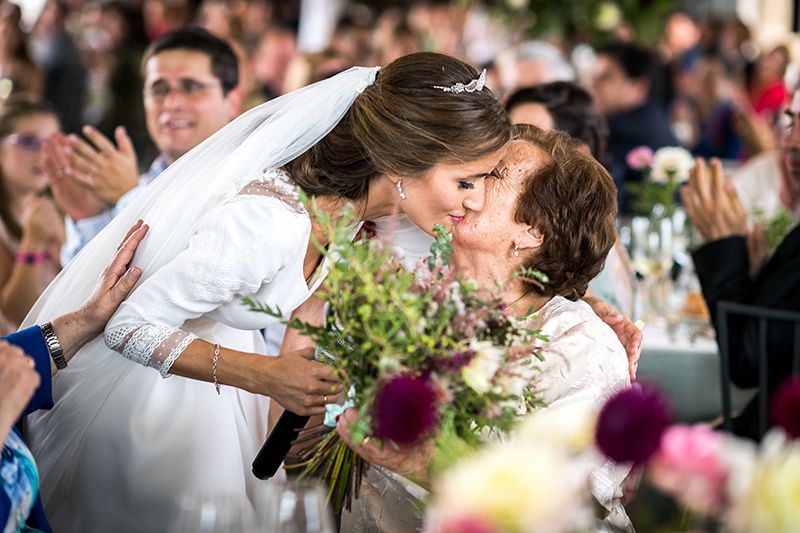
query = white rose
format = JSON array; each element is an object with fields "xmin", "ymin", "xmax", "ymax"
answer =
[
  {"xmin": 515, "ymin": 401, "xmax": 597, "ymax": 451},
  {"xmin": 494, "ymin": 363, "xmax": 536, "ymax": 398},
  {"xmin": 461, "ymin": 341, "xmax": 503, "ymax": 394},
  {"xmin": 428, "ymin": 440, "xmax": 593, "ymax": 532},
  {"xmin": 651, "ymin": 146, "xmax": 694, "ymax": 184}
]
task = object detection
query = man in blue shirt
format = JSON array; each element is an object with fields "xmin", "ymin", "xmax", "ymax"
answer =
[{"xmin": 49, "ymin": 27, "xmax": 243, "ymax": 263}]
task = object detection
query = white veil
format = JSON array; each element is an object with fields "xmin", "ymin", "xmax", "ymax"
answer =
[{"xmin": 22, "ymin": 66, "xmax": 380, "ymax": 329}]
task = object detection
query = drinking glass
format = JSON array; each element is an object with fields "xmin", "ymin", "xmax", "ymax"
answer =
[
  {"xmin": 169, "ymin": 491, "xmax": 257, "ymax": 533},
  {"xmin": 254, "ymin": 479, "xmax": 334, "ymax": 533}
]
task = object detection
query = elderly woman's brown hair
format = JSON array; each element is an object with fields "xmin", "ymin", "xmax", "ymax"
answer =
[{"xmin": 513, "ymin": 124, "xmax": 618, "ymax": 300}]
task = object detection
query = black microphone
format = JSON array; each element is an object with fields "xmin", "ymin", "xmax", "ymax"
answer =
[
  {"xmin": 252, "ymin": 344, "xmax": 334, "ymax": 480},
  {"xmin": 251, "ymin": 409, "xmax": 309, "ymax": 480}
]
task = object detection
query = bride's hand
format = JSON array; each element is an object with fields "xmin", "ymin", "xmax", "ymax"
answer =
[{"xmin": 259, "ymin": 347, "xmax": 342, "ymax": 416}]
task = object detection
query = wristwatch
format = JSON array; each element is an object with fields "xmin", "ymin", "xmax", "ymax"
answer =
[{"xmin": 40, "ymin": 321, "xmax": 67, "ymax": 369}]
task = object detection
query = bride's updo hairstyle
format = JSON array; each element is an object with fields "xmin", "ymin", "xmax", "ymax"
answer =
[{"xmin": 286, "ymin": 52, "xmax": 511, "ymax": 199}]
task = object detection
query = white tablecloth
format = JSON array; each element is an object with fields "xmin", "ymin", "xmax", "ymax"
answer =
[{"xmin": 638, "ymin": 324, "xmax": 756, "ymax": 422}]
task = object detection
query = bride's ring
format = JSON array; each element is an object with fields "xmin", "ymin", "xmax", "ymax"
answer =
[{"xmin": 323, "ymin": 394, "xmax": 328, "ymax": 405}]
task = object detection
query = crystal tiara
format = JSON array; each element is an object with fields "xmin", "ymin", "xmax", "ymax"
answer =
[{"xmin": 433, "ymin": 69, "xmax": 487, "ymax": 94}]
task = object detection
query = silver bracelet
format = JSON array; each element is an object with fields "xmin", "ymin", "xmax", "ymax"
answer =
[
  {"xmin": 41, "ymin": 321, "xmax": 67, "ymax": 370},
  {"xmin": 211, "ymin": 343, "xmax": 221, "ymax": 395}
]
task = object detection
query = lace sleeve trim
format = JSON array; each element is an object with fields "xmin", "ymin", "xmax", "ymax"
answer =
[{"xmin": 105, "ymin": 324, "xmax": 198, "ymax": 378}]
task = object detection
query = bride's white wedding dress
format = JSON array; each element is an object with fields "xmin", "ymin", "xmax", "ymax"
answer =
[
  {"xmin": 21, "ymin": 65, "xmax": 380, "ymax": 533},
  {"xmin": 27, "ymin": 170, "xmax": 325, "ymax": 532}
]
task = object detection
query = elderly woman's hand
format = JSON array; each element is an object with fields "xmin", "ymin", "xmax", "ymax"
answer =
[
  {"xmin": 79, "ymin": 220, "xmax": 149, "ymax": 333},
  {"xmin": 50, "ymin": 221, "xmax": 148, "ymax": 362},
  {"xmin": 0, "ymin": 341, "xmax": 40, "ymax": 443},
  {"xmin": 336, "ymin": 408, "xmax": 433, "ymax": 485},
  {"xmin": 681, "ymin": 158, "xmax": 748, "ymax": 243},
  {"xmin": 584, "ymin": 294, "xmax": 641, "ymax": 380}
]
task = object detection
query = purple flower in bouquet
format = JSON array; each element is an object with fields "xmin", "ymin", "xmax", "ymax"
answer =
[
  {"xmin": 427, "ymin": 350, "xmax": 476, "ymax": 374},
  {"xmin": 626, "ymin": 145, "xmax": 654, "ymax": 170},
  {"xmin": 372, "ymin": 373, "xmax": 439, "ymax": 445},
  {"xmin": 596, "ymin": 383, "xmax": 672, "ymax": 464},
  {"xmin": 771, "ymin": 376, "xmax": 800, "ymax": 438}
]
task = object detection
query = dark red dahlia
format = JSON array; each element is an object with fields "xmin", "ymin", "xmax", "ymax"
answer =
[
  {"xmin": 772, "ymin": 376, "xmax": 800, "ymax": 438},
  {"xmin": 371, "ymin": 373, "xmax": 439, "ymax": 445},
  {"xmin": 595, "ymin": 383, "xmax": 672, "ymax": 464}
]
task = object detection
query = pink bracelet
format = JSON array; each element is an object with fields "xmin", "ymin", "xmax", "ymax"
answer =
[{"xmin": 16, "ymin": 250, "xmax": 53, "ymax": 264}]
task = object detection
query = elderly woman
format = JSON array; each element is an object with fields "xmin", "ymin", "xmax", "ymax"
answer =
[{"xmin": 339, "ymin": 125, "xmax": 632, "ymax": 531}]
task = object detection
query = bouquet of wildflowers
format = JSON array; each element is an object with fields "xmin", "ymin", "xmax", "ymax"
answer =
[
  {"xmin": 625, "ymin": 145, "xmax": 695, "ymax": 218},
  {"xmin": 247, "ymin": 203, "xmax": 545, "ymax": 512}
]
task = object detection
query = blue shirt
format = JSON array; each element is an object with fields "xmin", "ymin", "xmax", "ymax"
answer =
[{"xmin": 1, "ymin": 327, "xmax": 54, "ymax": 533}]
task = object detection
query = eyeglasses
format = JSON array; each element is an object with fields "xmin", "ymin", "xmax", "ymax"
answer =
[
  {"xmin": 144, "ymin": 78, "xmax": 223, "ymax": 101},
  {"xmin": 3, "ymin": 134, "xmax": 47, "ymax": 152}
]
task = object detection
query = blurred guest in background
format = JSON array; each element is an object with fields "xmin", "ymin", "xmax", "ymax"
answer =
[
  {"xmin": 748, "ymin": 44, "xmax": 790, "ymax": 122},
  {"xmin": 682, "ymin": 89, "xmax": 800, "ymax": 441},
  {"xmin": 51, "ymin": 27, "xmax": 242, "ymax": 263},
  {"xmin": 500, "ymin": 40, "xmax": 574, "ymax": 95},
  {"xmin": 591, "ymin": 41, "xmax": 677, "ymax": 213},
  {"xmin": 688, "ymin": 51, "xmax": 745, "ymax": 160},
  {"xmin": 94, "ymin": 1, "xmax": 152, "ymax": 160},
  {"xmin": 250, "ymin": 25, "xmax": 296, "ymax": 100},
  {"xmin": 0, "ymin": 2, "xmax": 43, "ymax": 98},
  {"xmin": 0, "ymin": 96, "xmax": 62, "ymax": 326},
  {"xmin": 30, "ymin": 0, "xmax": 87, "ymax": 134}
]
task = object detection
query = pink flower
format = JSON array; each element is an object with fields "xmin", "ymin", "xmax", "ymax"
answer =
[
  {"xmin": 648, "ymin": 424, "xmax": 728, "ymax": 515},
  {"xmin": 626, "ymin": 146, "xmax": 654, "ymax": 170},
  {"xmin": 433, "ymin": 514, "xmax": 497, "ymax": 533}
]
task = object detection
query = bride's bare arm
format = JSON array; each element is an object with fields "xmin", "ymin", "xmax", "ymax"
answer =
[{"xmin": 169, "ymin": 339, "xmax": 340, "ymax": 416}]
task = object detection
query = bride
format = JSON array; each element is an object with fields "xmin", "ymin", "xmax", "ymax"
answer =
[{"xmin": 23, "ymin": 53, "xmax": 511, "ymax": 532}]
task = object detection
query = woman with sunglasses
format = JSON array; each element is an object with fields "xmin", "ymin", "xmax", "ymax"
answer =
[{"xmin": 0, "ymin": 95, "xmax": 63, "ymax": 329}]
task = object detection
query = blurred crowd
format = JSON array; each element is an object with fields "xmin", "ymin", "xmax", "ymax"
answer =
[{"xmin": 0, "ymin": 0, "xmax": 798, "ymax": 332}]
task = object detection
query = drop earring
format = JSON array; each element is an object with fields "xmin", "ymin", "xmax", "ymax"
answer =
[
  {"xmin": 396, "ymin": 179, "xmax": 407, "ymax": 200},
  {"xmin": 512, "ymin": 245, "xmax": 520, "ymax": 257}
]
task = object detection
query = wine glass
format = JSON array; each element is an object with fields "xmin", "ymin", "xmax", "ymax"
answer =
[
  {"xmin": 168, "ymin": 491, "xmax": 257, "ymax": 533},
  {"xmin": 254, "ymin": 479, "xmax": 334, "ymax": 533}
]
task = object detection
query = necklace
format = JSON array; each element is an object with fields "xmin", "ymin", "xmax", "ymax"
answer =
[{"xmin": 503, "ymin": 289, "xmax": 531, "ymax": 311}]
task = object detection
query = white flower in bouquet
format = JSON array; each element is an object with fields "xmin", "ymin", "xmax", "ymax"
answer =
[
  {"xmin": 650, "ymin": 146, "xmax": 694, "ymax": 184},
  {"xmin": 428, "ymin": 440, "xmax": 594, "ymax": 533},
  {"xmin": 461, "ymin": 340, "xmax": 503, "ymax": 394},
  {"xmin": 727, "ymin": 431, "xmax": 800, "ymax": 533},
  {"xmin": 494, "ymin": 366, "xmax": 535, "ymax": 398},
  {"xmin": 516, "ymin": 401, "xmax": 597, "ymax": 452}
]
